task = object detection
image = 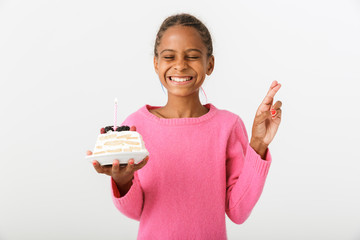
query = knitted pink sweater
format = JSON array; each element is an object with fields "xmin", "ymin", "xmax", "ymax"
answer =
[{"xmin": 111, "ymin": 104, "xmax": 272, "ymax": 239}]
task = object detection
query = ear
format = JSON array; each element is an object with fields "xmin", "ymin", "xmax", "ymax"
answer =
[
  {"xmin": 206, "ymin": 55, "xmax": 215, "ymax": 75},
  {"xmin": 154, "ymin": 56, "xmax": 159, "ymax": 74}
]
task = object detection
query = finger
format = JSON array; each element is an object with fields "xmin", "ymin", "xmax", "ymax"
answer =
[
  {"xmin": 87, "ymin": 150, "xmax": 93, "ymax": 156},
  {"xmin": 268, "ymin": 80, "xmax": 281, "ymax": 95},
  {"xmin": 130, "ymin": 126, "xmax": 136, "ymax": 131},
  {"xmin": 272, "ymin": 108, "xmax": 282, "ymax": 119},
  {"xmin": 260, "ymin": 81, "xmax": 281, "ymax": 106},
  {"xmin": 134, "ymin": 156, "xmax": 149, "ymax": 171},
  {"xmin": 93, "ymin": 161, "xmax": 105, "ymax": 173},
  {"xmin": 93, "ymin": 160, "xmax": 113, "ymax": 174},
  {"xmin": 112, "ymin": 159, "xmax": 120, "ymax": 173},
  {"xmin": 125, "ymin": 158, "xmax": 135, "ymax": 174},
  {"xmin": 271, "ymin": 100, "xmax": 282, "ymax": 110},
  {"xmin": 270, "ymin": 101, "xmax": 282, "ymax": 116}
]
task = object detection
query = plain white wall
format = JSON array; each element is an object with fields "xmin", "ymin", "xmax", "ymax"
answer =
[{"xmin": 1, "ymin": 0, "xmax": 359, "ymax": 239}]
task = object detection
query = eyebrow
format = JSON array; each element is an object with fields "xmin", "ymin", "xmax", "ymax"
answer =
[{"xmin": 160, "ymin": 49, "xmax": 203, "ymax": 54}]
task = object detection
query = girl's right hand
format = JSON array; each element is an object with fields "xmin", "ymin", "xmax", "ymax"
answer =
[{"xmin": 88, "ymin": 151, "xmax": 149, "ymax": 188}]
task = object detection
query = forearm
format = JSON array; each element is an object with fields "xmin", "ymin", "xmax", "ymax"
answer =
[
  {"xmin": 250, "ymin": 138, "xmax": 269, "ymax": 160},
  {"xmin": 113, "ymin": 177, "xmax": 134, "ymax": 196}
]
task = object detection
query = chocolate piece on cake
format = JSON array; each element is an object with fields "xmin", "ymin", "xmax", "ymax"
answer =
[
  {"xmin": 104, "ymin": 126, "xmax": 114, "ymax": 133},
  {"xmin": 103, "ymin": 125, "xmax": 130, "ymax": 133},
  {"xmin": 116, "ymin": 125, "xmax": 130, "ymax": 131}
]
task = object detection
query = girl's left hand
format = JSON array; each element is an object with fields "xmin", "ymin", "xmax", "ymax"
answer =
[{"xmin": 251, "ymin": 80, "xmax": 282, "ymax": 148}]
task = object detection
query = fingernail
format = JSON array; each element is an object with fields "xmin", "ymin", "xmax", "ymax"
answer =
[
  {"xmin": 271, "ymin": 109, "xmax": 276, "ymax": 115},
  {"xmin": 129, "ymin": 159, "xmax": 134, "ymax": 165},
  {"xmin": 92, "ymin": 161, "xmax": 96, "ymax": 166}
]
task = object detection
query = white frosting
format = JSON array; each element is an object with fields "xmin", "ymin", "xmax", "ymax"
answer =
[{"xmin": 93, "ymin": 131, "xmax": 147, "ymax": 155}]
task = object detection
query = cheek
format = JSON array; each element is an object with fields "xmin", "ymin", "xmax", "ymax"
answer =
[
  {"xmin": 160, "ymin": 64, "xmax": 171, "ymax": 73},
  {"xmin": 158, "ymin": 66, "xmax": 169, "ymax": 79},
  {"xmin": 194, "ymin": 59, "xmax": 207, "ymax": 69},
  {"xmin": 196, "ymin": 64, "xmax": 208, "ymax": 75}
]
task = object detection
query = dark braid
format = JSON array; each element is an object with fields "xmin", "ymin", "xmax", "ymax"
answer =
[{"xmin": 154, "ymin": 13, "xmax": 213, "ymax": 58}]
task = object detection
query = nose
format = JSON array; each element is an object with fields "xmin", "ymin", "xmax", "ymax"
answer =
[{"xmin": 174, "ymin": 58, "xmax": 188, "ymax": 71}]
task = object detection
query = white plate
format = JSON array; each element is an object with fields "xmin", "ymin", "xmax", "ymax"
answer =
[{"xmin": 86, "ymin": 150, "xmax": 149, "ymax": 165}]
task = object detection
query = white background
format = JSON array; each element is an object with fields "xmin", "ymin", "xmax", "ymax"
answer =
[{"xmin": 1, "ymin": 0, "xmax": 359, "ymax": 239}]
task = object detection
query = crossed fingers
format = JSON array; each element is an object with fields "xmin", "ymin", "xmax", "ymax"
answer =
[{"xmin": 258, "ymin": 80, "xmax": 282, "ymax": 115}]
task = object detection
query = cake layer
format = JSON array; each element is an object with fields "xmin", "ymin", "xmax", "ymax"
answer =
[{"xmin": 93, "ymin": 131, "xmax": 147, "ymax": 155}]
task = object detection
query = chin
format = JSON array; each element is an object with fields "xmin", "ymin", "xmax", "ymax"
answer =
[{"xmin": 169, "ymin": 90, "xmax": 199, "ymax": 98}]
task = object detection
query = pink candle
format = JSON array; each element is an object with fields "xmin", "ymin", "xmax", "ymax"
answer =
[{"xmin": 113, "ymin": 98, "xmax": 118, "ymax": 131}]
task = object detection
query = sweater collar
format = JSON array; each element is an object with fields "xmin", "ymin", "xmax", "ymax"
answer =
[{"xmin": 141, "ymin": 103, "xmax": 218, "ymax": 125}]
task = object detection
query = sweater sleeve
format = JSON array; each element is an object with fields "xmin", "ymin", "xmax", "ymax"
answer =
[
  {"xmin": 111, "ymin": 171, "xmax": 144, "ymax": 221},
  {"xmin": 225, "ymin": 117, "xmax": 272, "ymax": 224},
  {"xmin": 110, "ymin": 116, "xmax": 144, "ymax": 221}
]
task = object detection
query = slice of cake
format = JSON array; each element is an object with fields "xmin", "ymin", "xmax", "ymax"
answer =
[{"xmin": 93, "ymin": 125, "xmax": 147, "ymax": 155}]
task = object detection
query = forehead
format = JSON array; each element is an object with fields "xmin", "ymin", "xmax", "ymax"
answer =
[{"xmin": 158, "ymin": 25, "xmax": 206, "ymax": 52}]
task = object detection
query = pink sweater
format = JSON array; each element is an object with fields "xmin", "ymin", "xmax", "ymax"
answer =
[{"xmin": 111, "ymin": 103, "xmax": 272, "ymax": 239}]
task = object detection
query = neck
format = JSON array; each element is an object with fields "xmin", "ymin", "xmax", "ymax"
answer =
[{"xmin": 161, "ymin": 91, "xmax": 208, "ymax": 118}]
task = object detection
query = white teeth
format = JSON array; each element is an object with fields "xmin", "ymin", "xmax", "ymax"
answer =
[{"xmin": 170, "ymin": 77, "xmax": 192, "ymax": 82}]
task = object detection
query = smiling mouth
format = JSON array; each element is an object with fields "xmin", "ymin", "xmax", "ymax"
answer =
[{"xmin": 168, "ymin": 76, "xmax": 193, "ymax": 82}]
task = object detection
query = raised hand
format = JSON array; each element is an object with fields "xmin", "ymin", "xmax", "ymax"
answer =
[{"xmin": 250, "ymin": 81, "xmax": 282, "ymax": 158}]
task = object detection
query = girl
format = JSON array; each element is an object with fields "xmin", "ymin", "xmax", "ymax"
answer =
[{"xmin": 87, "ymin": 13, "xmax": 282, "ymax": 239}]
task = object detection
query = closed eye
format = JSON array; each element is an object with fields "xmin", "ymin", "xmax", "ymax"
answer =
[{"xmin": 163, "ymin": 56, "xmax": 199, "ymax": 60}]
